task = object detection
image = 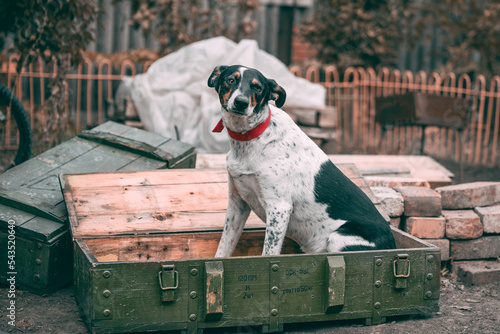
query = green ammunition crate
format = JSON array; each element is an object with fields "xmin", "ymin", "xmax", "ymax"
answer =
[
  {"xmin": 61, "ymin": 168, "xmax": 440, "ymax": 334},
  {"xmin": 0, "ymin": 121, "xmax": 196, "ymax": 294}
]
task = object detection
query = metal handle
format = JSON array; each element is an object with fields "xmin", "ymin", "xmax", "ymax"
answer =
[
  {"xmin": 393, "ymin": 254, "xmax": 410, "ymax": 278},
  {"xmin": 159, "ymin": 265, "xmax": 178, "ymax": 302},
  {"xmin": 159, "ymin": 265, "xmax": 179, "ymax": 290}
]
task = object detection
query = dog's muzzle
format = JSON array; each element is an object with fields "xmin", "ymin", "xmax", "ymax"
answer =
[
  {"xmin": 229, "ymin": 96, "xmax": 249, "ymax": 114},
  {"xmin": 234, "ymin": 96, "xmax": 249, "ymax": 110}
]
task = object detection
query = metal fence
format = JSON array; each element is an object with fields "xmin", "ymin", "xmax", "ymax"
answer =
[
  {"xmin": 0, "ymin": 54, "xmax": 153, "ymax": 151},
  {"xmin": 291, "ymin": 65, "xmax": 500, "ymax": 167},
  {"xmin": 1, "ymin": 55, "xmax": 500, "ymax": 168}
]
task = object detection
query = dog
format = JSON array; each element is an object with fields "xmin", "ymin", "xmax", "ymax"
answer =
[{"xmin": 208, "ymin": 65, "xmax": 396, "ymax": 257}]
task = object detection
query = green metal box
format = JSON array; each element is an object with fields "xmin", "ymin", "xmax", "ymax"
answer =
[
  {"xmin": 61, "ymin": 168, "xmax": 440, "ymax": 334},
  {"xmin": 0, "ymin": 121, "xmax": 196, "ymax": 294}
]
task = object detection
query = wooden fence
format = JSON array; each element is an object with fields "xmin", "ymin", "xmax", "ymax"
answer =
[{"xmin": 1, "ymin": 55, "xmax": 500, "ymax": 168}]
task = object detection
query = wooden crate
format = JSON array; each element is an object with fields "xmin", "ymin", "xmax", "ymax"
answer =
[
  {"xmin": 61, "ymin": 167, "xmax": 440, "ymax": 334},
  {"xmin": 0, "ymin": 121, "xmax": 196, "ymax": 294}
]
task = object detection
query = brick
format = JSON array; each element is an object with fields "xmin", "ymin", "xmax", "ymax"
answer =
[
  {"xmin": 371, "ymin": 187, "xmax": 404, "ymax": 217},
  {"xmin": 394, "ymin": 186, "xmax": 442, "ymax": 217},
  {"xmin": 318, "ymin": 107, "xmax": 336, "ymax": 128},
  {"xmin": 375, "ymin": 204, "xmax": 391, "ymax": 223},
  {"xmin": 474, "ymin": 204, "xmax": 500, "ymax": 234},
  {"xmin": 290, "ymin": 109, "xmax": 319, "ymax": 126},
  {"xmin": 452, "ymin": 260, "xmax": 500, "ymax": 285},
  {"xmin": 436, "ymin": 182, "xmax": 500, "ymax": 209},
  {"xmin": 366, "ymin": 177, "xmax": 430, "ymax": 189},
  {"xmin": 425, "ymin": 239, "xmax": 450, "ymax": 261},
  {"xmin": 405, "ymin": 216, "xmax": 446, "ymax": 239},
  {"xmin": 443, "ymin": 210, "xmax": 483, "ymax": 240},
  {"xmin": 450, "ymin": 236, "xmax": 500, "ymax": 260},
  {"xmin": 390, "ymin": 217, "xmax": 401, "ymax": 229}
]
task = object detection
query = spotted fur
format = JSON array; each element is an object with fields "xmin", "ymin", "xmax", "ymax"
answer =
[{"xmin": 208, "ymin": 65, "xmax": 396, "ymax": 256}]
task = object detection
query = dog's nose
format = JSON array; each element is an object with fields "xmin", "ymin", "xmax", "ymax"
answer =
[{"xmin": 234, "ymin": 96, "xmax": 249, "ymax": 110}]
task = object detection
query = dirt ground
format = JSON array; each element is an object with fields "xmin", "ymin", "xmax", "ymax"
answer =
[{"xmin": 0, "ymin": 275, "xmax": 498, "ymax": 334}]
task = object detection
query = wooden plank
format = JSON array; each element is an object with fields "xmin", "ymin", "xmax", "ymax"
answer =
[
  {"xmin": 392, "ymin": 227, "xmax": 436, "ymax": 250},
  {"xmin": 0, "ymin": 204, "xmax": 36, "ymax": 228},
  {"xmin": 69, "ymin": 182, "xmax": 229, "ymax": 215},
  {"xmin": 84, "ymin": 231, "xmax": 301, "ymax": 262},
  {"xmin": 168, "ymin": 152, "xmax": 197, "ymax": 169},
  {"xmin": 71, "ymin": 212, "xmax": 264, "ymax": 238},
  {"xmin": 329, "ymin": 155, "xmax": 453, "ymax": 188},
  {"xmin": 18, "ymin": 217, "xmax": 66, "ymax": 242},
  {"xmin": 66, "ymin": 144, "xmax": 142, "ymax": 173},
  {"xmin": 195, "ymin": 154, "xmax": 227, "ymax": 169},
  {"xmin": 0, "ymin": 187, "xmax": 64, "ymax": 223},
  {"xmin": 80, "ymin": 121, "xmax": 195, "ymax": 166},
  {"xmin": 63, "ymin": 169, "xmax": 228, "ymax": 189},
  {"xmin": 117, "ymin": 156, "xmax": 167, "ymax": 171},
  {"xmin": 78, "ymin": 131, "xmax": 174, "ymax": 163},
  {"xmin": 40, "ymin": 137, "xmax": 100, "ymax": 165},
  {"xmin": 0, "ymin": 137, "xmax": 98, "ymax": 189},
  {"xmin": 88, "ymin": 120, "xmax": 134, "ymax": 135},
  {"xmin": 196, "ymin": 154, "xmax": 454, "ymax": 187},
  {"xmin": 154, "ymin": 139, "xmax": 195, "ymax": 167}
]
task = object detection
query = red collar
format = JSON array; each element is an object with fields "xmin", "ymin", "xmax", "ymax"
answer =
[{"xmin": 212, "ymin": 107, "xmax": 271, "ymax": 141}]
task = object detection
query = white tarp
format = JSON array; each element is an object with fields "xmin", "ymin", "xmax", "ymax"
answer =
[{"xmin": 128, "ymin": 36, "xmax": 325, "ymax": 153}]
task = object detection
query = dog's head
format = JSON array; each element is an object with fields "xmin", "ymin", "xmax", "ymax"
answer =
[{"xmin": 208, "ymin": 65, "xmax": 286, "ymax": 116}]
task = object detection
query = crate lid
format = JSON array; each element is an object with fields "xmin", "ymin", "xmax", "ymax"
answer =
[
  {"xmin": 60, "ymin": 164, "xmax": 380, "ymax": 239},
  {"xmin": 0, "ymin": 203, "xmax": 66, "ymax": 242},
  {"xmin": 0, "ymin": 121, "xmax": 195, "ymax": 241},
  {"xmin": 60, "ymin": 169, "xmax": 266, "ymax": 239},
  {"xmin": 78, "ymin": 121, "xmax": 195, "ymax": 168}
]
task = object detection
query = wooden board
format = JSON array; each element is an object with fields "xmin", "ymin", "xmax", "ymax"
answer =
[
  {"xmin": 61, "ymin": 164, "xmax": 381, "ymax": 238},
  {"xmin": 196, "ymin": 154, "xmax": 453, "ymax": 188},
  {"xmin": 82, "ymin": 228, "xmax": 436, "ymax": 263},
  {"xmin": 85, "ymin": 231, "xmax": 302, "ymax": 262}
]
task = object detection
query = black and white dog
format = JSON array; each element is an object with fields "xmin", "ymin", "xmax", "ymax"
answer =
[{"xmin": 208, "ymin": 65, "xmax": 396, "ymax": 257}]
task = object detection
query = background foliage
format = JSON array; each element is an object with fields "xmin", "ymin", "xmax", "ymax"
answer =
[
  {"xmin": 301, "ymin": 0, "xmax": 417, "ymax": 70},
  {"xmin": 0, "ymin": 0, "xmax": 98, "ymax": 145},
  {"xmin": 302, "ymin": 0, "xmax": 500, "ymax": 78},
  {"xmin": 416, "ymin": 0, "xmax": 500, "ymax": 76},
  {"xmin": 127, "ymin": 0, "xmax": 259, "ymax": 55}
]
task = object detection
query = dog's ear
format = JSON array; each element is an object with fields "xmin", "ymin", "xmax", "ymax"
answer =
[
  {"xmin": 208, "ymin": 65, "xmax": 228, "ymax": 90},
  {"xmin": 267, "ymin": 79, "xmax": 286, "ymax": 108}
]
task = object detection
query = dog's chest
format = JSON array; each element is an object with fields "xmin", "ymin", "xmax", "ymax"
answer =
[{"xmin": 227, "ymin": 155, "xmax": 267, "ymax": 218}]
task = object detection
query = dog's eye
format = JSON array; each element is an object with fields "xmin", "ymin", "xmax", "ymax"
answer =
[
  {"xmin": 253, "ymin": 85, "xmax": 262, "ymax": 92},
  {"xmin": 227, "ymin": 78, "xmax": 235, "ymax": 84}
]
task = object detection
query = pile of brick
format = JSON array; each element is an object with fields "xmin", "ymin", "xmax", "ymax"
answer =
[{"xmin": 372, "ymin": 182, "xmax": 500, "ymax": 285}]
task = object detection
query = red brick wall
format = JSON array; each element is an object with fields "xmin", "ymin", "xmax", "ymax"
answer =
[{"xmin": 290, "ymin": 25, "xmax": 317, "ymax": 64}]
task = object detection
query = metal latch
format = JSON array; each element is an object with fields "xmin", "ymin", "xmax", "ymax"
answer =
[
  {"xmin": 159, "ymin": 264, "xmax": 178, "ymax": 302},
  {"xmin": 393, "ymin": 254, "xmax": 410, "ymax": 289}
]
